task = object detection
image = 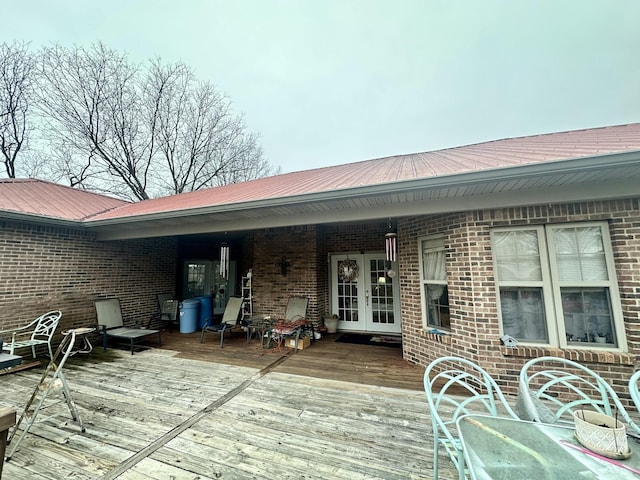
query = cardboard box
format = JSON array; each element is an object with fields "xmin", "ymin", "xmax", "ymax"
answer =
[{"xmin": 286, "ymin": 336, "xmax": 311, "ymax": 350}]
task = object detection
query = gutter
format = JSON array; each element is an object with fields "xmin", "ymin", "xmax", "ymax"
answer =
[
  {"xmin": 82, "ymin": 150, "xmax": 640, "ymax": 228},
  {"xmin": 0, "ymin": 210, "xmax": 83, "ymax": 228}
]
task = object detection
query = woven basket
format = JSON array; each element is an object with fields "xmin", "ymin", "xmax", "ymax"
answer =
[{"xmin": 573, "ymin": 410, "xmax": 630, "ymax": 459}]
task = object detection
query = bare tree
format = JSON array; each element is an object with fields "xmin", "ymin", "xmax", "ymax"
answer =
[
  {"xmin": 144, "ymin": 58, "xmax": 273, "ymax": 195},
  {"xmin": 209, "ymin": 127, "xmax": 275, "ymax": 186},
  {"xmin": 34, "ymin": 43, "xmax": 273, "ymax": 200},
  {"xmin": 0, "ymin": 41, "xmax": 33, "ymax": 178},
  {"xmin": 36, "ymin": 43, "xmax": 153, "ymax": 200}
]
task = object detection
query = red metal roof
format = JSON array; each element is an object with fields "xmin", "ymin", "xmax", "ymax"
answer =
[
  {"xmin": 0, "ymin": 179, "xmax": 128, "ymax": 221},
  {"xmin": 90, "ymin": 123, "xmax": 640, "ymax": 221},
  {"xmin": 2, "ymin": 123, "xmax": 640, "ymax": 223}
]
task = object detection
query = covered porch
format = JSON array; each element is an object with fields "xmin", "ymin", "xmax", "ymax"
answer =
[{"xmin": 1, "ymin": 332, "xmax": 451, "ymax": 479}]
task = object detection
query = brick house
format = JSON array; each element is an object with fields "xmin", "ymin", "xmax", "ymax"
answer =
[{"xmin": 1, "ymin": 123, "xmax": 639, "ymax": 393}]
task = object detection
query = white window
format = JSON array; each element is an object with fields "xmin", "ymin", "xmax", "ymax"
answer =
[
  {"xmin": 419, "ymin": 236, "xmax": 450, "ymax": 330},
  {"xmin": 491, "ymin": 222, "xmax": 625, "ymax": 350}
]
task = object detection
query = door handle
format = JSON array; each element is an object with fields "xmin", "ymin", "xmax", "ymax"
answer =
[{"xmin": 365, "ymin": 290, "xmax": 369, "ymax": 306}]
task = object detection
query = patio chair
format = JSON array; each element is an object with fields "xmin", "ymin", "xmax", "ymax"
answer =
[
  {"xmin": 200, "ymin": 296, "xmax": 243, "ymax": 348},
  {"xmin": 630, "ymin": 369, "xmax": 640, "ymax": 408},
  {"xmin": 423, "ymin": 356, "xmax": 519, "ymax": 480},
  {"xmin": 0, "ymin": 310, "xmax": 62, "ymax": 359},
  {"xmin": 516, "ymin": 356, "xmax": 640, "ymax": 436},
  {"xmin": 95, "ymin": 299, "xmax": 161, "ymax": 355},
  {"xmin": 156, "ymin": 293, "xmax": 179, "ymax": 333},
  {"xmin": 270, "ymin": 297, "xmax": 311, "ymax": 352}
]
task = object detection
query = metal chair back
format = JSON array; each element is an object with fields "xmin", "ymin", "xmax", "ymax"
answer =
[
  {"xmin": 517, "ymin": 356, "xmax": 640, "ymax": 436},
  {"xmin": 424, "ymin": 356, "xmax": 518, "ymax": 480}
]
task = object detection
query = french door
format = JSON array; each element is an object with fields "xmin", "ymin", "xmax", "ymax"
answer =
[
  {"xmin": 182, "ymin": 260, "xmax": 237, "ymax": 315},
  {"xmin": 330, "ymin": 254, "xmax": 401, "ymax": 333}
]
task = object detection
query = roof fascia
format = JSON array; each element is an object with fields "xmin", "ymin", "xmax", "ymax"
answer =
[
  {"xmin": 84, "ymin": 150, "xmax": 640, "ymax": 228},
  {"xmin": 0, "ymin": 210, "xmax": 83, "ymax": 228},
  {"xmin": 92, "ymin": 176, "xmax": 638, "ymax": 241}
]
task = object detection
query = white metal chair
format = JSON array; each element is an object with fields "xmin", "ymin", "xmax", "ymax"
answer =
[
  {"xmin": 0, "ymin": 310, "xmax": 62, "ymax": 358},
  {"xmin": 517, "ymin": 356, "xmax": 640, "ymax": 436},
  {"xmin": 423, "ymin": 356, "xmax": 519, "ymax": 480},
  {"xmin": 629, "ymin": 370, "xmax": 640, "ymax": 414}
]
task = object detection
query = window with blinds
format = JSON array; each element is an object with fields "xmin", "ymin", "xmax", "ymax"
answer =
[{"xmin": 491, "ymin": 222, "xmax": 625, "ymax": 350}]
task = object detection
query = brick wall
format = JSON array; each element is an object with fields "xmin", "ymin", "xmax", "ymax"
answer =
[
  {"xmin": 5, "ymin": 197, "xmax": 638, "ymax": 395},
  {"xmin": 0, "ymin": 220, "xmax": 177, "ymax": 352},
  {"xmin": 399, "ymin": 199, "xmax": 640, "ymax": 398},
  {"xmin": 250, "ymin": 226, "xmax": 321, "ymax": 325},
  {"xmin": 249, "ymin": 222, "xmax": 389, "ymax": 327}
]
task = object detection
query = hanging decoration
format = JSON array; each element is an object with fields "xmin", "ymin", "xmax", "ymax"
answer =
[
  {"xmin": 338, "ymin": 259, "xmax": 359, "ymax": 282},
  {"xmin": 276, "ymin": 256, "xmax": 291, "ymax": 276},
  {"xmin": 220, "ymin": 243, "xmax": 230, "ymax": 279},
  {"xmin": 385, "ymin": 218, "xmax": 397, "ymax": 262}
]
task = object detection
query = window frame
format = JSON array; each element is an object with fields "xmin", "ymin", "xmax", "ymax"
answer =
[
  {"xmin": 491, "ymin": 222, "xmax": 626, "ymax": 351},
  {"xmin": 418, "ymin": 235, "xmax": 450, "ymax": 331}
]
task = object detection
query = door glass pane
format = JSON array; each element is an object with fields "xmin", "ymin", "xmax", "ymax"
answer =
[
  {"xmin": 336, "ymin": 259, "xmax": 359, "ymax": 323},
  {"xmin": 185, "ymin": 263, "xmax": 207, "ymax": 298},
  {"xmin": 499, "ymin": 288, "xmax": 548, "ymax": 342},
  {"xmin": 212, "ymin": 261, "xmax": 230, "ymax": 314},
  {"xmin": 370, "ymin": 259, "xmax": 395, "ymax": 325},
  {"xmin": 562, "ymin": 288, "xmax": 616, "ymax": 346}
]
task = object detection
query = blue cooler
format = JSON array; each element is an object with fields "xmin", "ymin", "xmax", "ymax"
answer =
[
  {"xmin": 199, "ymin": 295, "xmax": 213, "ymax": 329},
  {"xmin": 179, "ymin": 299, "xmax": 200, "ymax": 333}
]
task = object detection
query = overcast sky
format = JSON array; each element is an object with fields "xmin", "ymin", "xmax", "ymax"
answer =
[{"xmin": 2, "ymin": 0, "xmax": 639, "ymax": 173}]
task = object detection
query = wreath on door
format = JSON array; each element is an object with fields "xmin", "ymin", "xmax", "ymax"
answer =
[{"xmin": 338, "ymin": 259, "xmax": 359, "ymax": 282}]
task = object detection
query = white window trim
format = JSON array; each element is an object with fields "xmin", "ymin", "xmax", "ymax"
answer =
[
  {"xmin": 492, "ymin": 222, "xmax": 627, "ymax": 351},
  {"xmin": 418, "ymin": 235, "xmax": 449, "ymax": 331},
  {"xmin": 546, "ymin": 222, "xmax": 626, "ymax": 350}
]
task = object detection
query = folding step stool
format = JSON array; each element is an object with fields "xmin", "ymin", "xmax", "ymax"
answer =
[{"xmin": 5, "ymin": 327, "xmax": 94, "ymax": 461}]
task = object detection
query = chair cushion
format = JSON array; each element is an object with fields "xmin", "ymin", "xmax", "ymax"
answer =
[
  {"xmin": 203, "ymin": 324, "xmax": 228, "ymax": 332},
  {"xmin": 272, "ymin": 319, "xmax": 309, "ymax": 335},
  {"xmin": 105, "ymin": 327, "xmax": 159, "ymax": 339}
]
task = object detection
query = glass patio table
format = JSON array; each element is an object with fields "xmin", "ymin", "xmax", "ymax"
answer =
[{"xmin": 457, "ymin": 414, "xmax": 640, "ymax": 480}]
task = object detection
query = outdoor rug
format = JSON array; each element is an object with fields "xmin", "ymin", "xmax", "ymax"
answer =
[{"xmin": 335, "ymin": 333, "xmax": 402, "ymax": 348}]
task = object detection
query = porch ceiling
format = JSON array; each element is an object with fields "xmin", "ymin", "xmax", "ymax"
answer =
[{"xmin": 87, "ymin": 153, "xmax": 640, "ymax": 240}]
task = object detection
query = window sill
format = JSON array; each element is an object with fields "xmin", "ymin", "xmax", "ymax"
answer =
[
  {"xmin": 500, "ymin": 345, "xmax": 635, "ymax": 366},
  {"xmin": 420, "ymin": 329, "xmax": 452, "ymax": 344}
]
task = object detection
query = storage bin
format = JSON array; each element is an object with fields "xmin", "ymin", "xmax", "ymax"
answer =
[
  {"xmin": 198, "ymin": 295, "xmax": 213, "ymax": 329},
  {"xmin": 179, "ymin": 299, "xmax": 200, "ymax": 333}
]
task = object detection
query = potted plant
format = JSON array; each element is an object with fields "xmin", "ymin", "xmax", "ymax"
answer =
[
  {"xmin": 574, "ymin": 410, "xmax": 630, "ymax": 458},
  {"xmin": 324, "ymin": 314, "xmax": 339, "ymax": 334},
  {"xmin": 592, "ymin": 330, "xmax": 607, "ymax": 343}
]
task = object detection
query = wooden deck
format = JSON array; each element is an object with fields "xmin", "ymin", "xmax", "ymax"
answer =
[{"xmin": 1, "ymin": 331, "xmax": 458, "ymax": 479}]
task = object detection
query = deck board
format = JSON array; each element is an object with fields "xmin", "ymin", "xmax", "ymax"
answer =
[{"xmin": 1, "ymin": 332, "xmax": 458, "ymax": 479}]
